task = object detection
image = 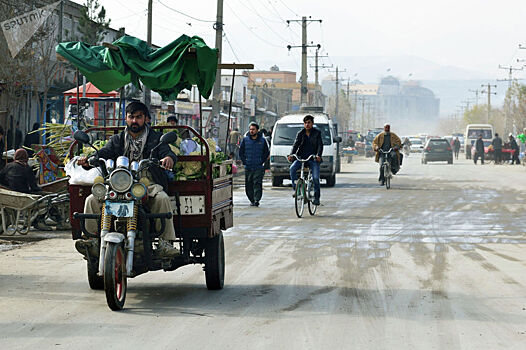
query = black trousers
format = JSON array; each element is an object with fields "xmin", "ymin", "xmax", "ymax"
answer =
[
  {"xmin": 474, "ymin": 151, "xmax": 484, "ymax": 164},
  {"xmin": 494, "ymin": 149, "xmax": 502, "ymax": 164},
  {"xmin": 512, "ymin": 150, "xmax": 520, "ymax": 164},
  {"xmin": 245, "ymin": 168, "xmax": 264, "ymax": 203}
]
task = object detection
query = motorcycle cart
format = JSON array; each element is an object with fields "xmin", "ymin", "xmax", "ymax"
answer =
[{"xmin": 68, "ymin": 126, "xmax": 233, "ymax": 310}]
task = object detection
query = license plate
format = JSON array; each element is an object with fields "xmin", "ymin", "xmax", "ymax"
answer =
[
  {"xmin": 170, "ymin": 195, "xmax": 205, "ymax": 215},
  {"xmin": 105, "ymin": 201, "xmax": 134, "ymax": 217}
]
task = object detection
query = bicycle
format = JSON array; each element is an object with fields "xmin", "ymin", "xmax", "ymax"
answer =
[
  {"xmin": 378, "ymin": 148, "xmax": 394, "ymax": 189},
  {"xmin": 290, "ymin": 154, "xmax": 318, "ymax": 218}
]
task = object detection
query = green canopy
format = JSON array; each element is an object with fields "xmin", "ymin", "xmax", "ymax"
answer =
[{"xmin": 56, "ymin": 35, "xmax": 218, "ymax": 100}]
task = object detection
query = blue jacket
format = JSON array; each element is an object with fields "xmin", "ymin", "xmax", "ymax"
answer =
[{"xmin": 239, "ymin": 132, "xmax": 270, "ymax": 170}]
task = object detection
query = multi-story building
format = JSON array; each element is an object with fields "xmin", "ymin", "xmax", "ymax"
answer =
[{"xmin": 327, "ymin": 76, "xmax": 440, "ymax": 133}]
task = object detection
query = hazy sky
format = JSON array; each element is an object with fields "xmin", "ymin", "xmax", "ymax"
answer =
[{"xmin": 71, "ymin": 0, "xmax": 526, "ymax": 81}]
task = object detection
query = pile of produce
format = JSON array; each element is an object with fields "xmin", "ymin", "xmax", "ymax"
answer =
[{"xmin": 169, "ymin": 136, "xmax": 230, "ymax": 180}]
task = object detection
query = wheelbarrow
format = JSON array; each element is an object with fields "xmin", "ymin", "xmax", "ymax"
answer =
[{"xmin": 0, "ymin": 184, "xmax": 69, "ymax": 235}]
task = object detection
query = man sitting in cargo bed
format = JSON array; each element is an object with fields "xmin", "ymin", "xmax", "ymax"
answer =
[{"xmin": 76, "ymin": 101, "xmax": 178, "ymax": 257}]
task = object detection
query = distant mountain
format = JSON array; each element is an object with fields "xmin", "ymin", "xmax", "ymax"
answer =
[
  {"xmin": 323, "ymin": 55, "xmax": 489, "ymax": 81},
  {"xmin": 255, "ymin": 55, "xmax": 490, "ymax": 82}
]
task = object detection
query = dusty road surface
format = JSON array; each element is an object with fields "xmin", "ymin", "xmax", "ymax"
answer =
[{"xmin": 1, "ymin": 155, "xmax": 526, "ymax": 349}]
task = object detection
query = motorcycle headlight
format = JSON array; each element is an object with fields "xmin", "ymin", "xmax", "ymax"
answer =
[
  {"xmin": 109, "ymin": 169, "xmax": 133, "ymax": 192},
  {"xmin": 91, "ymin": 182, "xmax": 107, "ymax": 199},
  {"xmin": 131, "ymin": 183, "xmax": 147, "ymax": 199}
]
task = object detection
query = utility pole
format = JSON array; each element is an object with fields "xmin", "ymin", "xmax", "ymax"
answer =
[
  {"xmin": 480, "ymin": 84, "xmax": 497, "ymax": 124},
  {"xmin": 144, "ymin": 0, "xmax": 153, "ymax": 111},
  {"xmin": 468, "ymin": 89, "xmax": 480, "ymax": 106},
  {"xmin": 308, "ymin": 49, "xmax": 331, "ymax": 107},
  {"xmin": 287, "ymin": 16, "xmax": 322, "ymax": 106},
  {"xmin": 211, "ymin": 0, "xmax": 224, "ymax": 127},
  {"xmin": 58, "ymin": 0, "xmax": 64, "ymax": 42},
  {"xmin": 498, "ymin": 65, "xmax": 523, "ymax": 89},
  {"xmin": 328, "ymin": 67, "xmax": 346, "ymax": 124},
  {"xmin": 497, "ymin": 65, "xmax": 523, "ymax": 133}
]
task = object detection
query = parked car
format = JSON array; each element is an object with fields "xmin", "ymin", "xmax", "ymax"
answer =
[{"xmin": 422, "ymin": 138, "xmax": 453, "ymax": 164}]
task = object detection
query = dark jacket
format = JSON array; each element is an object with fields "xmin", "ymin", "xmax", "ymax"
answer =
[
  {"xmin": 475, "ymin": 138, "xmax": 485, "ymax": 153},
  {"xmin": 291, "ymin": 127, "xmax": 324, "ymax": 158},
  {"xmin": 15, "ymin": 129, "xmax": 23, "ymax": 149},
  {"xmin": 24, "ymin": 131, "xmax": 40, "ymax": 156},
  {"xmin": 97, "ymin": 128, "xmax": 177, "ymax": 191},
  {"xmin": 491, "ymin": 136, "xmax": 502, "ymax": 150},
  {"xmin": 0, "ymin": 162, "xmax": 40, "ymax": 193},
  {"xmin": 510, "ymin": 137, "xmax": 519, "ymax": 151},
  {"xmin": 239, "ymin": 132, "xmax": 270, "ymax": 170},
  {"xmin": 453, "ymin": 139, "xmax": 461, "ymax": 150}
]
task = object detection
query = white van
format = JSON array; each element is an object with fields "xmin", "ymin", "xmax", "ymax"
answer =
[
  {"xmin": 269, "ymin": 112, "xmax": 341, "ymax": 187},
  {"xmin": 464, "ymin": 124, "xmax": 493, "ymax": 159}
]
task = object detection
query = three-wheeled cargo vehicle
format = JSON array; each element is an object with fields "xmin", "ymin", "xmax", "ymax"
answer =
[{"xmin": 68, "ymin": 125, "xmax": 233, "ymax": 310}]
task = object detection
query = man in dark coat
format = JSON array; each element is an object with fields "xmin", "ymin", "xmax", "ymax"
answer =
[
  {"xmin": 14, "ymin": 121, "xmax": 23, "ymax": 149},
  {"xmin": 474, "ymin": 134, "xmax": 485, "ymax": 165},
  {"xmin": 0, "ymin": 148, "xmax": 40, "ymax": 193},
  {"xmin": 24, "ymin": 123, "xmax": 41, "ymax": 157},
  {"xmin": 77, "ymin": 101, "xmax": 178, "ymax": 257},
  {"xmin": 287, "ymin": 114, "xmax": 323, "ymax": 205},
  {"xmin": 509, "ymin": 134, "xmax": 520, "ymax": 164},
  {"xmin": 492, "ymin": 133, "xmax": 503, "ymax": 164},
  {"xmin": 239, "ymin": 122, "xmax": 270, "ymax": 207}
]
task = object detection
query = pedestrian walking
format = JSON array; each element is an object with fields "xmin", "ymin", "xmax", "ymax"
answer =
[
  {"xmin": 239, "ymin": 122, "xmax": 270, "ymax": 207},
  {"xmin": 474, "ymin": 134, "xmax": 485, "ymax": 165},
  {"xmin": 509, "ymin": 134, "xmax": 520, "ymax": 165},
  {"xmin": 491, "ymin": 133, "xmax": 503, "ymax": 164},
  {"xmin": 453, "ymin": 137, "xmax": 461, "ymax": 160},
  {"xmin": 228, "ymin": 128, "xmax": 242, "ymax": 160}
]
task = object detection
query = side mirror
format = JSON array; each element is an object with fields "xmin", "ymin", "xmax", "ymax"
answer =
[
  {"xmin": 333, "ymin": 136, "xmax": 342, "ymax": 143},
  {"xmin": 73, "ymin": 130, "xmax": 90, "ymax": 144},
  {"xmin": 160, "ymin": 131, "xmax": 178, "ymax": 144}
]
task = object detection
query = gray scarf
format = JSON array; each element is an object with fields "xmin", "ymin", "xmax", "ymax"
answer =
[{"xmin": 124, "ymin": 125, "xmax": 150, "ymax": 162}]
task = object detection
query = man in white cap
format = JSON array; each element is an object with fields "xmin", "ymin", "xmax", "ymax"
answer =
[{"xmin": 372, "ymin": 123, "xmax": 402, "ymax": 185}]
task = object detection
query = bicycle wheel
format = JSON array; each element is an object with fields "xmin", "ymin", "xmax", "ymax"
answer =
[
  {"xmin": 295, "ymin": 179, "xmax": 305, "ymax": 218},
  {"xmin": 307, "ymin": 178, "xmax": 317, "ymax": 215},
  {"xmin": 384, "ymin": 165, "xmax": 391, "ymax": 189}
]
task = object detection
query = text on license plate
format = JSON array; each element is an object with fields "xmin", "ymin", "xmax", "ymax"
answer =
[{"xmin": 170, "ymin": 195, "xmax": 205, "ymax": 215}]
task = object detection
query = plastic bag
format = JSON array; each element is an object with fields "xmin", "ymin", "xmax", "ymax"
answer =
[{"xmin": 65, "ymin": 157, "xmax": 102, "ymax": 185}]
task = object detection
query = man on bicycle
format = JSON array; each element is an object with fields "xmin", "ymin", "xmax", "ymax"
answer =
[
  {"xmin": 287, "ymin": 115, "xmax": 323, "ymax": 205},
  {"xmin": 373, "ymin": 123, "xmax": 402, "ymax": 186}
]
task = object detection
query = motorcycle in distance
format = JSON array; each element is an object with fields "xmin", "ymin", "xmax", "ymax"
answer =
[{"xmin": 72, "ymin": 130, "xmax": 225, "ymax": 311}]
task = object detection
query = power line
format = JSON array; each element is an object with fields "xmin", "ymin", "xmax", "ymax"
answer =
[
  {"xmin": 243, "ymin": 0, "xmax": 285, "ymax": 24},
  {"xmin": 223, "ymin": 32, "xmax": 241, "ymax": 62},
  {"xmin": 225, "ymin": 2, "xmax": 283, "ymax": 48},
  {"xmin": 278, "ymin": 0, "xmax": 299, "ymax": 17},
  {"xmin": 240, "ymin": 0, "xmax": 292, "ymax": 44},
  {"xmin": 113, "ymin": 9, "xmax": 147, "ymax": 21},
  {"xmin": 157, "ymin": 0, "xmax": 215, "ymax": 23}
]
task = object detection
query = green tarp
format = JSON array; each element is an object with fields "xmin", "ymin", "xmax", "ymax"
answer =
[{"xmin": 56, "ymin": 35, "xmax": 218, "ymax": 100}]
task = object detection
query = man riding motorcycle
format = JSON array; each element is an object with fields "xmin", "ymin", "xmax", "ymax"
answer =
[
  {"xmin": 76, "ymin": 101, "xmax": 178, "ymax": 257},
  {"xmin": 372, "ymin": 123, "xmax": 402, "ymax": 185},
  {"xmin": 287, "ymin": 114, "xmax": 323, "ymax": 206}
]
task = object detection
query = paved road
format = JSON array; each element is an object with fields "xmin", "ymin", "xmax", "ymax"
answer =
[{"xmin": 1, "ymin": 155, "xmax": 525, "ymax": 349}]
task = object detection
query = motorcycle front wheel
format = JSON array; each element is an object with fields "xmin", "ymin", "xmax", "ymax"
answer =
[{"xmin": 104, "ymin": 242, "xmax": 127, "ymax": 311}]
